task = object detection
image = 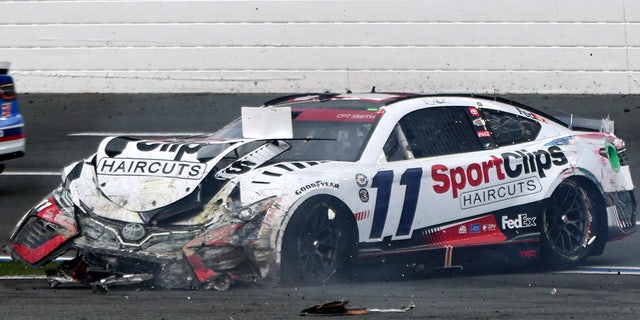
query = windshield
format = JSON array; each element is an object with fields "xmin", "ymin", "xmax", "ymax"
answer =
[{"xmin": 212, "ymin": 108, "xmax": 379, "ymax": 162}]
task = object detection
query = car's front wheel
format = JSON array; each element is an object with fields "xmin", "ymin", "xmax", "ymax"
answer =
[
  {"xmin": 541, "ymin": 179, "xmax": 597, "ymax": 267},
  {"xmin": 280, "ymin": 196, "xmax": 355, "ymax": 285}
]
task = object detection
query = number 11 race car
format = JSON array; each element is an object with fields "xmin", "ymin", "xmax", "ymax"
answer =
[{"xmin": 5, "ymin": 92, "xmax": 636, "ymax": 290}]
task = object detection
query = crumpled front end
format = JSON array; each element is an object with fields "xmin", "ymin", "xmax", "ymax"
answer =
[
  {"xmin": 62, "ymin": 190, "xmax": 285, "ymax": 290},
  {"xmin": 8, "ymin": 154, "xmax": 293, "ymax": 291},
  {"xmin": 181, "ymin": 190, "xmax": 284, "ymax": 289},
  {"xmin": 6, "ymin": 121, "xmax": 320, "ymax": 290},
  {"xmin": 60, "ymin": 164, "xmax": 276, "ymax": 290}
]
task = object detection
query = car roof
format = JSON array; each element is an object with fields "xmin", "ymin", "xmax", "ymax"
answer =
[
  {"xmin": 265, "ymin": 92, "xmax": 531, "ymax": 110},
  {"xmin": 263, "ymin": 92, "xmax": 567, "ymax": 128},
  {"xmin": 264, "ymin": 92, "xmax": 419, "ymax": 110}
]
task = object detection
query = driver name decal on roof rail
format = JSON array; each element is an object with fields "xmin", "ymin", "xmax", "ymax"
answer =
[{"xmin": 294, "ymin": 109, "xmax": 380, "ymax": 122}]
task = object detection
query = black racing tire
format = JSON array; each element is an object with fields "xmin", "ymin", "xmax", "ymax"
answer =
[
  {"xmin": 280, "ymin": 196, "xmax": 356, "ymax": 286},
  {"xmin": 541, "ymin": 179, "xmax": 597, "ymax": 268}
]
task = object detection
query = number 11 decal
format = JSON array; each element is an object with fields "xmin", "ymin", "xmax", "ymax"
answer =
[{"xmin": 369, "ymin": 168, "xmax": 423, "ymax": 239}]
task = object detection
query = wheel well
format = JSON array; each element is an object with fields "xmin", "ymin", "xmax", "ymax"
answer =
[
  {"xmin": 281, "ymin": 195, "xmax": 360, "ymax": 247},
  {"xmin": 562, "ymin": 176, "xmax": 608, "ymax": 255},
  {"xmin": 278, "ymin": 194, "xmax": 360, "ymax": 284},
  {"xmin": 309, "ymin": 195, "xmax": 360, "ymax": 258}
]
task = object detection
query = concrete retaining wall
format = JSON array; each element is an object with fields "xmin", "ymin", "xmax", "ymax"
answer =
[{"xmin": 2, "ymin": 0, "xmax": 640, "ymax": 94}]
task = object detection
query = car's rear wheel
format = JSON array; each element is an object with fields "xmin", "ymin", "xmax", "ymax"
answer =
[
  {"xmin": 541, "ymin": 179, "xmax": 596, "ymax": 267},
  {"xmin": 280, "ymin": 196, "xmax": 355, "ymax": 285}
]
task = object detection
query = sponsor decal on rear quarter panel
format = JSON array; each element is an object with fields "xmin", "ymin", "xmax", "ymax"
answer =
[{"xmin": 432, "ymin": 146, "xmax": 568, "ymax": 208}]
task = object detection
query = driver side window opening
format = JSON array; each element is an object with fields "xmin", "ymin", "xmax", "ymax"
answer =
[{"xmin": 383, "ymin": 107, "xmax": 483, "ymax": 161}]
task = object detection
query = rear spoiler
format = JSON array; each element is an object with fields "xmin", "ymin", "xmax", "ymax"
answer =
[{"xmin": 556, "ymin": 115, "xmax": 615, "ymax": 134}]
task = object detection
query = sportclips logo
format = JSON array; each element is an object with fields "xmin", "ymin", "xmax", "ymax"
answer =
[{"xmin": 432, "ymin": 146, "xmax": 567, "ymax": 208}]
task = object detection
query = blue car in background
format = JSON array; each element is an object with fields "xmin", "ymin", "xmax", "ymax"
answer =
[{"xmin": 0, "ymin": 62, "xmax": 25, "ymax": 173}]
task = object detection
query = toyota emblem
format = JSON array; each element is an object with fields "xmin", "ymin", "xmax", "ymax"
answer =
[{"xmin": 121, "ymin": 223, "xmax": 146, "ymax": 242}]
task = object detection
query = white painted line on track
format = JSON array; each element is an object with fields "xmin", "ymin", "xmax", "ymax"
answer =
[
  {"xmin": 68, "ymin": 132, "xmax": 208, "ymax": 137},
  {"xmin": 0, "ymin": 275, "xmax": 47, "ymax": 280},
  {"xmin": 555, "ymin": 266, "xmax": 640, "ymax": 275},
  {"xmin": 2, "ymin": 171, "xmax": 61, "ymax": 176},
  {"xmin": 0, "ymin": 255, "xmax": 71, "ymax": 262}
]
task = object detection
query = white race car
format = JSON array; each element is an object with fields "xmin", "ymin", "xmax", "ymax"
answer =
[{"xmin": 6, "ymin": 92, "xmax": 636, "ymax": 290}]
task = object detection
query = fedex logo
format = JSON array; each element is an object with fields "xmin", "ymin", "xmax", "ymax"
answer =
[
  {"xmin": 432, "ymin": 146, "xmax": 567, "ymax": 198},
  {"xmin": 501, "ymin": 214, "xmax": 537, "ymax": 229}
]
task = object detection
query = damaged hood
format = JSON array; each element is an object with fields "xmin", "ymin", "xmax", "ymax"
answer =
[{"xmin": 94, "ymin": 136, "xmax": 288, "ymax": 212}]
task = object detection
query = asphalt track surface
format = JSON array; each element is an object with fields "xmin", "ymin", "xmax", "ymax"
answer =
[{"xmin": 1, "ymin": 93, "xmax": 640, "ymax": 319}]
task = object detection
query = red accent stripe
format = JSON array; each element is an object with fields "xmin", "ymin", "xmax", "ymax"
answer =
[
  {"xmin": 354, "ymin": 211, "xmax": 371, "ymax": 221},
  {"xmin": 427, "ymin": 215, "xmax": 507, "ymax": 246},
  {"xmin": 0, "ymin": 133, "xmax": 24, "ymax": 142}
]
